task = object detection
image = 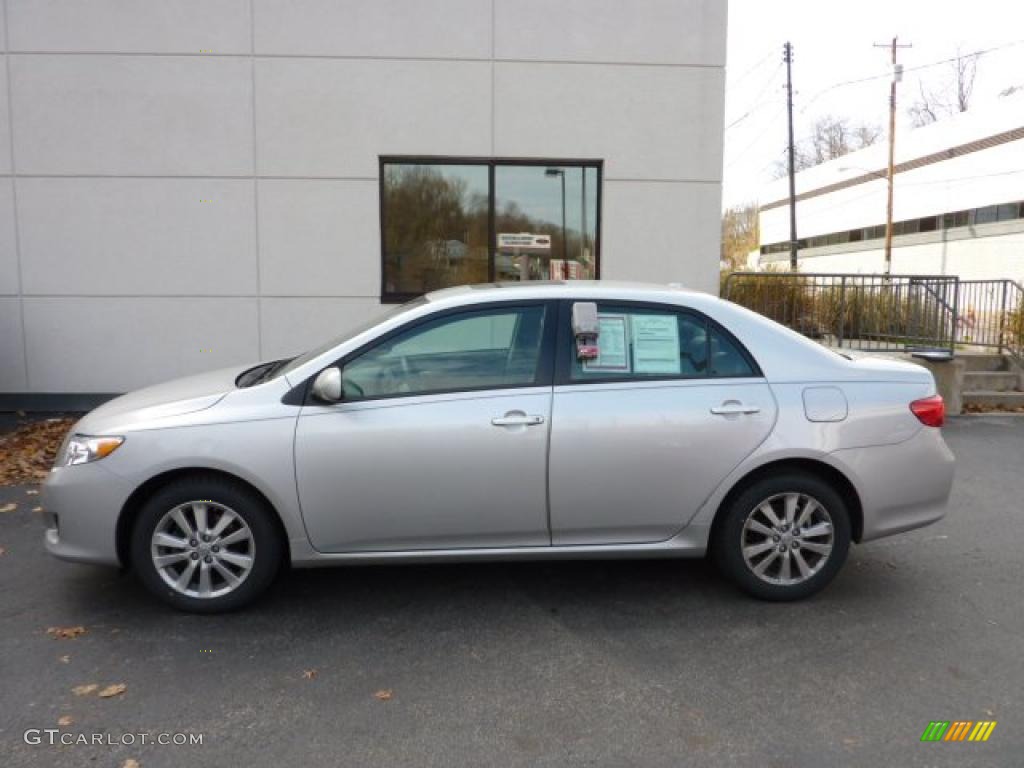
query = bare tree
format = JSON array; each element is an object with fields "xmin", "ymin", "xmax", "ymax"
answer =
[
  {"xmin": 909, "ymin": 49, "xmax": 979, "ymax": 127},
  {"xmin": 720, "ymin": 203, "xmax": 759, "ymax": 269},
  {"xmin": 772, "ymin": 114, "xmax": 882, "ymax": 177}
]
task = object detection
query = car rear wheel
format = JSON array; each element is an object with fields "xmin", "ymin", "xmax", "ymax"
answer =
[
  {"xmin": 130, "ymin": 475, "xmax": 282, "ymax": 613},
  {"xmin": 713, "ymin": 473, "xmax": 851, "ymax": 601}
]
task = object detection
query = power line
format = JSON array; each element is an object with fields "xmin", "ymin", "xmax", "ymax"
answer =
[
  {"xmin": 726, "ymin": 47, "xmax": 779, "ymax": 89},
  {"xmin": 797, "ymin": 38, "xmax": 1024, "ymax": 115},
  {"xmin": 723, "ymin": 102, "xmax": 788, "ymax": 169},
  {"xmin": 724, "ymin": 62, "xmax": 784, "ymax": 130}
]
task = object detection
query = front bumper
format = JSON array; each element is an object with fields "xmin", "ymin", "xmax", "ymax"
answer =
[
  {"xmin": 831, "ymin": 426, "xmax": 956, "ymax": 542},
  {"xmin": 42, "ymin": 461, "xmax": 133, "ymax": 566}
]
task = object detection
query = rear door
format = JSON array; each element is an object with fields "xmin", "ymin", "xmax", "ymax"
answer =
[{"xmin": 548, "ymin": 300, "xmax": 777, "ymax": 545}]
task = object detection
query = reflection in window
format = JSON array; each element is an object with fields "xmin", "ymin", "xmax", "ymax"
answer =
[
  {"xmin": 382, "ymin": 164, "xmax": 489, "ymax": 297},
  {"xmin": 381, "ymin": 160, "xmax": 601, "ymax": 300},
  {"xmin": 495, "ymin": 165, "xmax": 598, "ymax": 283}
]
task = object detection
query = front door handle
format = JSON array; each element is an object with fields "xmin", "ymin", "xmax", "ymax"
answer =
[
  {"xmin": 491, "ymin": 412, "xmax": 545, "ymax": 427},
  {"xmin": 710, "ymin": 402, "xmax": 761, "ymax": 416}
]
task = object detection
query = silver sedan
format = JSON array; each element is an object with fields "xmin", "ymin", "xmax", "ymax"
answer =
[{"xmin": 42, "ymin": 282, "xmax": 955, "ymax": 612}]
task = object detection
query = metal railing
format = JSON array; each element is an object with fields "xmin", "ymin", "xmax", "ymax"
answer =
[
  {"xmin": 956, "ymin": 279, "xmax": 1024, "ymax": 364},
  {"xmin": 723, "ymin": 272, "xmax": 959, "ymax": 354}
]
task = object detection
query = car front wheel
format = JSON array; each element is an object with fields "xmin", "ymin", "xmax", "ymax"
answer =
[
  {"xmin": 130, "ymin": 475, "xmax": 282, "ymax": 613},
  {"xmin": 713, "ymin": 473, "xmax": 851, "ymax": 601}
]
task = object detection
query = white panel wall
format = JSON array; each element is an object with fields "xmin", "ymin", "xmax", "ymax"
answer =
[
  {"xmin": 17, "ymin": 178, "xmax": 257, "ymax": 295},
  {"xmin": 254, "ymin": 0, "xmax": 491, "ymax": 58},
  {"xmin": 255, "ymin": 59, "xmax": 492, "ymax": 178},
  {"xmin": 0, "ymin": 179, "xmax": 17, "ymax": 294},
  {"xmin": 10, "ymin": 55, "xmax": 254, "ymax": 176},
  {"xmin": 0, "ymin": 0, "xmax": 726, "ymax": 394},
  {"xmin": 0, "ymin": 57, "xmax": 10, "ymax": 174},
  {"xmin": 603, "ymin": 181, "xmax": 721, "ymax": 294},
  {"xmin": 258, "ymin": 180, "xmax": 380, "ymax": 297},
  {"xmin": 7, "ymin": 0, "xmax": 252, "ymax": 54},
  {"xmin": 495, "ymin": 0, "xmax": 726, "ymax": 66}
]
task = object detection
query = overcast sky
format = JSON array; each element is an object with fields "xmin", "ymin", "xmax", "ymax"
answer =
[{"xmin": 722, "ymin": 0, "xmax": 1024, "ymax": 209}]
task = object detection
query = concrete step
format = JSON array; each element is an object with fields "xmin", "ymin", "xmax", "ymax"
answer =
[
  {"xmin": 958, "ymin": 352, "xmax": 1010, "ymax": 372},
  {"xmin": 962, "ymin": 390, "xmax": 1024, "ymax": 409},
  {"xmin": 962, "ymin": 371, "xmax": 1022, "ymax": 392}
]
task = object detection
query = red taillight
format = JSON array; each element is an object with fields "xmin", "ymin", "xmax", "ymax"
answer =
[{"xmin": 910, "ymin": 394, "xmax": 945, "ymax": 427}]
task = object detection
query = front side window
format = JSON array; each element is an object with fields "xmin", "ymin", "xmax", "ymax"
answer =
[
  {"xmin": 342, "ymin": 305, "xmax": 548, "ymax": 399},
  {"xmin": 568, "ymin": 304, "xmax": 756, "ymax": 382},
  {"xmin": 381, "ymin": 159, "xmax": 601, "ymax": 301}
]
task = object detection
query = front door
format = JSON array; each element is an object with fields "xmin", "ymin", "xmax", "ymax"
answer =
[
  {"xmin": 295, "ymin": 302, "xmax": 555, "ymax": 553},
  {"xmin": 548, "ymin": 301, "xmax": 777, "ymax": 545}
]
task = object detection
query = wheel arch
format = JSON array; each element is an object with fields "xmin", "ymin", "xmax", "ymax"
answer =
[
  {"xmin": 708, "ymin": 458, "xmax": 864, "ymax": 550},
  {"xmin": 115, "ymin": 467, "xmax": 291, "ymax": 569}
]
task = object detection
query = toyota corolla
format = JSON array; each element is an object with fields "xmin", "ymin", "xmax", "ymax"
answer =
[{"xmin": 42, "ymin": 282, "xmax": 955, "ymax": 612}]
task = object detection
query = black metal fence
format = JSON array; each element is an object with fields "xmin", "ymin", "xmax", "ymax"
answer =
[
  {"xmin": 956, "ymin": 279, "xmax": 1024, "ymax": 363},
  {"xmin": 723, "ymin": 272, "xmax": 960, "ymax": 354}
]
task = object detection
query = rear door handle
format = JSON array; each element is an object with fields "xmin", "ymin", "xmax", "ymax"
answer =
[
  {"xmin": 710, "ymin": 402, "xmax": 761, "ymax": 416},
  {"xmin": 491, "ymin": 412, "xmax": 545, "ymax": 427}
]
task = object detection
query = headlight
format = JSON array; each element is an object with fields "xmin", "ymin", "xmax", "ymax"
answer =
[{"xmin": 55, "ymin": 435, "xmax": 125, "ymax": 467}]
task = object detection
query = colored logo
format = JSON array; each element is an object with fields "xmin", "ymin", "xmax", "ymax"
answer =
[{"xmin": 921, "ymin": 721, "xmax": 997, "ymax": 742}]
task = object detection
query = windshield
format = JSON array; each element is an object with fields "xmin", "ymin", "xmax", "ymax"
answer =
[{"xmin": 277, "ymin": 296, "xmax": 429, "ymax": 378}]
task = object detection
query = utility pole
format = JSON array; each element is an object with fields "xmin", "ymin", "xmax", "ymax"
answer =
[
  {"xmin": 783, "ymin": 42, "xmax": 798, "ymax": 271},
  {"xmin": 874, "ymin": 37, "xmax": 912, "ymax": 274}
]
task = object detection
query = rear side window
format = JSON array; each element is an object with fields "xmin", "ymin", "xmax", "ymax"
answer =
[
  {"xmin": 568, "ymin": 304, "xmax": 755, "ymax": 382},
  {"xmin": 709, "ymin": 327, "xmax": 755, "ymax": 377}
]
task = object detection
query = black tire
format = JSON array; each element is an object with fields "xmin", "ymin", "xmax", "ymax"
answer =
[
  {"xmin": 712, "ymin": 472, "xmax": 851, "ymax": 601},
  {"xmin": 130, "ymin": 474, "xmax": 282, "ymax": 613}
]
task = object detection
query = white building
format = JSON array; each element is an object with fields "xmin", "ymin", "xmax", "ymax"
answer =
[
  {"xmin": 756, "ymin": 96, "xmax": 1024, "ymax": 280},
  {"xmin": 0, "ymin": 0, "xmax": 727, "ymax": 405}
]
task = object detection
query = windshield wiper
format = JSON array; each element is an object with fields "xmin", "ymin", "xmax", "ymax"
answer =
[{"xmin": 236, "ymin": 358, "xmax": 295, "ymax": 388}]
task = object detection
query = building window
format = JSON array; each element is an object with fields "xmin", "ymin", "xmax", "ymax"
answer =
[{"xmin": 381, "ymin": 158, "xmax": 601, "ymax": 302}]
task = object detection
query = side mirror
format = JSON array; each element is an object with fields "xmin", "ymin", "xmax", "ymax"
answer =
[{"xmin": 311, "ymin": 367, "xmax": 343, "ymax": 403}]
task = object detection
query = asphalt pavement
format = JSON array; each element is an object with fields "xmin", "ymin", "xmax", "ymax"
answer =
[{"xmin": 1, "ymin": 415, "xmax": 1022, "ymax": 767}]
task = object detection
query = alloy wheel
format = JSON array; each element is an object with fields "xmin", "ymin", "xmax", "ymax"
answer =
[
  {"xmin": 740, "ymin": 492, "xmax": 834, "ymax": 586},
  {"xmin": 150, "ymin": 501, "xmax": 255, "ymax": 599}
]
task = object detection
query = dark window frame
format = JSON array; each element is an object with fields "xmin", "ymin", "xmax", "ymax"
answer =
[
  {"xmin": 552, "ymin": 299, "xmax": 762, "ymax": 387},
  {"xmin": 379, "ymin": 156, "xmax": 604, "ymax": 304}
]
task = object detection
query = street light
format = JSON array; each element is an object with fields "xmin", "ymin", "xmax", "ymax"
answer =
[
  {"xmin": 839, "ymin": 164, "xmax": 894, "ymax": 274},
  {"xmin": 545, "ymin": 168, "xmax": 568, "ymax": 267}
]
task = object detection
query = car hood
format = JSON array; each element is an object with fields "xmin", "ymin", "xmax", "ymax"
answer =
[{"xmin": 74, "ymin": 364, "xmax": 250, "ymax": 435}]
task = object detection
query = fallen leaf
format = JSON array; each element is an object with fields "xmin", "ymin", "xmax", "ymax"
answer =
[
  {"xmin": 72, "ymin": 684, "xmax": 99, "ymax": 696},
  {"xmin": 58, "ymin": 715, "xmax": 74, "ymax": 726},
  {"xmin": 59, "ymin": 655, "xmax": 70, "ymax": 664},
  {"xmin": 302, "ymin": 669, "xmax": 317, "ymax": 680},
  {"xmin": 122, "ymin": 760, "xmax": 140, "ymax": 768},
  {"xmin": 0, "ymin": 417, "xmax": 78, "ymax": 485},
  {"xmin": 98, "ymin": 683, "xmax": 127, "ymax": 698},
  {"xmin": 47, "ymin": 626, "xmax": 86, "ymax": 639},
  {"xmin": 0, "ymin": 503, "xmax": 16, "ymax": 513},
  {"xmin": 373, "ymin": 689, "xmax": 393, "ymax": 701}
]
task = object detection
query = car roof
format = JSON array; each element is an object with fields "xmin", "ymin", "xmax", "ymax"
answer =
[{"xmin": 424, "ymin": 280, "xmax": 706, "ymax": 306}]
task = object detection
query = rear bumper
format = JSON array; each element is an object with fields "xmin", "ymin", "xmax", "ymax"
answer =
[
  {"xmin": 41, "ymin": 462, "xmax": 132, "ymax": 566},
  {"xmin": 830, "ymin": 427, "xmax": 955, "ymax": 542}
]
